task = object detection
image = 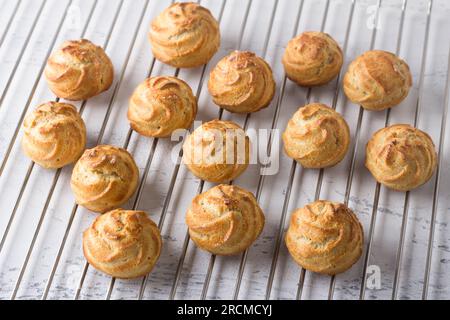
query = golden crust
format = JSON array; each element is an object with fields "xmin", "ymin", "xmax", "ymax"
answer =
[
  {"xmin": 365, "ymin": 124, "xmax": 437, "ymax": 191},
  {"xmin": 282, "ymin": 31, "xmax": 343, "ymax": 87},
  {"xmin": 71, "ymin": 145, "xmax": 139, "ymax": 213},
  {"xmin": 83, "ymin": 209, "xmax": 162, "ymax": 279},
  {"xmin": 186, "ymin": 184, "xmax": 264, "ymax": 255},
  {"xmin": 282, "ymin": 103, "xmax": 350, "ymax": 168},
  {"xmin": 182, "ymin": 119, "xmax": 250, "ymax": 183},
  {"xmin": 127, "ymin": 76, "xmax": 197, "ymax": 138},
  {"xmin": 44, "ymin": 39, "xmax": 114, "ymax": 101},
  {"xmin": 208, "ymin": 51, "xmax": 276, "ymax": 113},
  {"xmin": 343, "ymin": 50, "xmax": 412, "ymax": 111},
  {"xmin": 21, "ymin": 102, "xmax": 86, "ymax": 169},
  {"xmin": 285, "ymin": 200, "xmax": 363, "ymax": 275},
  {"xmin": 149, "ymin": 2, "xmax": 220, "ymax": 68}
]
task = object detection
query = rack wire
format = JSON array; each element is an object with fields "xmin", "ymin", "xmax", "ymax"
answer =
[{"xmin": 0, "ymin": 0, "xmax": 449, "ymax": 300}]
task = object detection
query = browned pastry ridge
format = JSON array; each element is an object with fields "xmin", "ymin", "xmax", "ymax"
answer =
[
  {"xmin": 21, "ymin": 101, "xmax": 86, "ymax": 169},
  {"xmin": 182, "ymin": 119, "xmax": 250, "ymax": 183},
  {"xmin": 149, "ymin": 2, "xmax": 220, "ymax": 68},
  {"xmin": 83, "ymin": 209, "xmax": 162, "ymax": 278},
  {"xmin": 128, "ymin": 76, "xmax": 197, "ymax": 138},
  {"xmin": 71, "ymin": 145, "xmax": 139, "ymax": 213},
  {"xmin": 365, "ymin": 124, "xmax": 437, "ymax": 191},
  {"xmin": 208, "ymin": 50, "xmax": 276, "ymax": 113},
  {"xmin": 285, "ymin": 200, "xmax": 364, "ymax": 275},
  {"xmin": 44, "ymin": 39, "xmax": 114, "ymax": 101},
  {"xmin": 186, "ymin": 184, "xmax": 264, "ymax": 255},
  {"xmin": 343, "ymin": 50, "xmax": 412, "ymax": 111},
  {"xmin": 282, "ymin": 103, "xmax": 350, "ymax": 168},
  {"xmin": 282, "ymin": 31, "xmax": 343, "ymax": 87}
]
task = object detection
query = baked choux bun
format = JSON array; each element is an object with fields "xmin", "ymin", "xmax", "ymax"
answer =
[
  {"xmin": 282, "ymin": 103, "xmax": 350, "ymax": 168},
  {"xmin": 44, "ymin": 39, "xmax": 114, "ymax": 101},
  {"xmin": 149, "ymin": 2, "xmax": 220, "ymax": 68},
  {"xmin": 182, "ymin": 119, "xmax": 250, "ymax": 183},
  {"xmin": 21, "ymin": 102, "xmax": 86, "ymax": 169},
  {"xmin": 186, "ymin": 184, "xmax": 264, "ymax": 255},
  {"xmin": 128, "ymin": 76, "xmax": 197, "ymax": 138},
  {"xmin": 207, "ymin": 50, "xmax": 276, "ymax": 113},
  {"xmin": 365, "ymin": 124, "xmax": 437, "ymax": 191},
  {"xmin": 71, "ymin": 145, "xmax": 139, "ymax": 213},
  {"xmin": 285, "ymin": 200, "xmax": 363, "ymax": 275},
  {"xmin": 343, "ymin": 50, "xmax": 412, "ymax": 111},
  {"xmin": 83, "ymin": 209, "xmax": 162, "ymax": 278},
  {"xmin": 282, "ymin": 31, "xmax": 343, "ymax": 86}
]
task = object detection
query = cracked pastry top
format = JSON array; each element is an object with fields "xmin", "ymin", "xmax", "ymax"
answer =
[
  {"xmin": 22, "ymin": 101, "xmax": 86, "ymax": 169},
  {"xmin": 282, "ymin": 103, "xmax": 350, "ymax": 168},
  {"xmin": 71, "ymin": 145, "xmax": 139, "ymax": 213},
  {"xmin": 128, "ymin": 76, "xmax": 197, "ymax": 138},
  {"xmin": 186, "ymin": 184, "xmax": 264, "ymax": 255},
  {"xmin": 365, "ymin": 124, "xmax": 437, "ymax": 191},
  {"xmin": 182, "ymin": 119, "xmax": 250, "ymax": 183},
  {"xmin": 343, "ymin": 50, "xmax": 412, "ymax": 111},
  {"xmin": 282, "ymin": 31, "xmax": 343, "ymax": 87},
  {"xmin": 149, "ymin": 2, "xmax": 220, "ymax": 68},
  {"xmin": 208, "ymin": 50, "xmax": 276, "ymax": 113},
  {"xmin": 45, "ymin": 39, "xmax": 114, "ymax": 101},
  {"xmin": 285, "ymin": 200, "xmax": 363, "ymax": 275},
  {"xmin": 83, "ymin": 209, "xmax": 162, "ymax": 278}
]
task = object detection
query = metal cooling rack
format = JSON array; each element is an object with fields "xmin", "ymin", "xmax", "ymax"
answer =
[{"xmin": 0, "ymin": 0, "xmax": 449, "ymax": 300}]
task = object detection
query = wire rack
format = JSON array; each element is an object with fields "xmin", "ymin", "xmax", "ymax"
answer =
[{"xmin": 0, "ymin": 0, "xmax": 449, "ymax": 300}]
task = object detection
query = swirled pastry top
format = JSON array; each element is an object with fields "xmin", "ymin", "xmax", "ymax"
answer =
[
  {"xmin": 282, "ymin": 31, "xmax": 343, "ymax": 86},
  {"xmin": 343, "ymin": 50, "xmax": 412, "ymax": 111},
  {"xmin": 44, "ymin": 39, "xmax": 114, "ymax": 101},
  {"xmin": 182, "ymin": 119, "xmax": 250, "ymax": 183},
  {"xmin": 282, "ymin": 103, "xmax": 350, "ymax": 168},
  {"xmin": 83, "ymin": 209, "xmax": 162, "ymax": 278},
  {"xmin": 207, "ymin": 51, "xmax": 276, "ymax": 113},
  {"xmin": 186, "ymin": 184, "xmax": 264, "ymax": 255},
  {"xmin": 71, "ymin": 145, "xmax": 139, "ymax": 213},
  {"xmin": 21, "ymin": 102, "xmax": 86, "ymax": 169},
  {"xmin": 365, "ymin": 124, "xmax": 437, "ymax": 191},
  {"xmin": 149, "ymin": 2, "xmax": 220, "ymax": 68},
  {"xmin": 285, "ymin": 200, "xmax": 363, "ymax": 275},
  {"xmin": 128, "ymin": 76, "xmax": 197, "ymax": 137}
]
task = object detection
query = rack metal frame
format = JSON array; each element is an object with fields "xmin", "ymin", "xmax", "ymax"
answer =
[{"xmin": 0, "ymin": 0, "xmax": 448, "ymax": 300}]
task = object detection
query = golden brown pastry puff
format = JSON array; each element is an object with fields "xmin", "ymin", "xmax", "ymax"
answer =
[
  {"xmin": 182, "ymin": 119, "xmax": 250, "ymax": 183},
  {"xmin": 71, "ymin": 145, "xmax": 139, "ymax": 213},
  {"xmin": 343, "ymin": 50, "xmax": 412, "ymax": 111},
  {"xmin": 21, "ymin": 102, "xmax": 86, "ymax": 169},
  {"xmin": 149, "ymin": 2, "xmax": 220, "ymax": 68},
  {"xmin": 285, "ymin": 200, "xmax": 363, "ymax": 275},
  {"xmin": 83, "ymin": 209, "xmax": 162, "ymax": 278},
  {"xmin": 282, "ymin": 31, "xmax": 343, "ymax": 86},
  {"xmin": 366, "ymin": 124, "xmax": 437, "ymax": 191},
  {"xmin": 282, "ymin": 103, "xmax": 350, "ymax": 168},
  {"xmin": 207, "ymin": 51, "xmax": 276, "ymax": 113},
  {"xmin": 186, "ymin": 184, "xmax": 264, "ymax": 255},
  {"xmin": 127, "ymin": 76, "xmax": 197, "ymax": 138},
  {"xmin": 44, "ymin": 39, "xmax": 114, "ymax": 101}
]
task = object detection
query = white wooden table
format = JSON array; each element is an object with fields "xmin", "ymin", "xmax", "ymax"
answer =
[{"xmin": 0, "ymin": 0, "xmax": 449, "ymax": 300}]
